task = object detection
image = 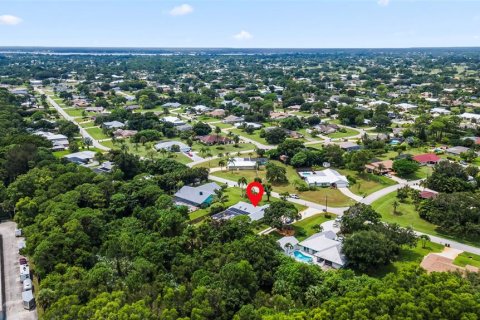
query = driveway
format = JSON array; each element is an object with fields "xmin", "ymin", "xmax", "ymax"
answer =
[{"xmin": 0, "ymin": 221, "xmax": 37, "ymax": 319}]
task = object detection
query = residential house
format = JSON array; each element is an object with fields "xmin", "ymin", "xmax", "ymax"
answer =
[
  {"xmin": 162, "ymin": 102, "xmax": 182, "ymax": 108},
  {"xmin": 236, "ymin": 122, "xmax": 263, "ymax": 129},
  {"xmin": 198, "ymin": 135, "xmax": 232, "ymax": 145},
  {"xmin": 86, "ymin": 107, "xmax": 104, "ymax": 113},
  {"xmin": 114, "ymin": 129, "xmax": 137, "ymax": 139},
  {"xmin": 396, "ymin": 103, "xmax": 418, "ymax": 112},
  {"xmin": 460, "ymin": 113, "xmax": 480, "ymax": 123},
  {"xmin": 223, "ymin": 115, "xmax": 244, "ymax": 124},
  {"xmin": 207, "ymin": 109, "xmax": 227, "ymax": 118},
  {"xmin": 446, "ymin": 146, "xmax": 471, "ymax": 156},
  {"xmin": 430, "ymin": 108, "xmax": 451, "ymax": 116},
  {"xmin": 365, "ymin": 160, "xmax": 393, "ymax": 175},
  {"xmin": 34, "ymin": 131, "xmax": 69, "ymax": 150},
  {"xmin": 269, "ymin": 112, "xmax": 289, "ymax": 120},
  {"xmin": 124, "ymin": 105, "xmax": 140, "ymax": 111},
  {"xmin": 338, "ymin": 141, "xmax": 361, "ymax": 152},
  {"xmin": 176, "ymin": 124, "xmax": 193, "ymax": 132},
  {"xmin": 282, "ymin": 231, "xmax": 346, "ymax": 269},
  {"xmin": 154, "ymin": 141, "xmax": 191, "ymax": 153},
  {"xmin": 212, "ymin": 201, "xmax": 269, "ymax": 221},
  {"xmin": 102, "ymin": 121, "xmax": 125, "ymax": 130},
  {"xmin": 420, "ymin": 190, "xmax": 439, "ymax": 199},
  {"xmin": 174, "ymin": 182, "xmax": 220, "ymax": 207},
  {"xmin": 162, "ymin": 116, "xmax": 185, "ymax": 126},
  {"xmin": 192, "ymin": 105, "xmax": 210, "ymax": 114},
  {"xmin": 64, "ymin": 151, "xmax": 96, "ymax": 164},
  {"xmin": 413, "ymin": 153, "xmax": 441, "ymax": 165},
  {"xmin": 299, "ymin": 169, "xmax": 349, "ymax": 188},
  {"xmin": 227, "ymin": 158, "xmax": 257, "ymax": 170},
  {"xmin": 94, "ymin": 161, "xmax": 114, "ymax": 174}
]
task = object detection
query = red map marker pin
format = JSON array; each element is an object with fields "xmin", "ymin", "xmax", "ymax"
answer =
[{"xmin": 246, "ymin": 181, "xmax": 264, "ymax": 207}]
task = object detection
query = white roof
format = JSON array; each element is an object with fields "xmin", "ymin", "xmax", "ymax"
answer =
[
  {"xmin": 304, "ymin": 169, "xmax": 348, "ymax": 185},
  {"xmin": 277, "ymin": 236, "xmax": 299, "ymax": 250},
  {"xmin": 227, "ymin": 158, "xmax": 256, "ymax": 167},
  {"xmin": 314, "ymin": 244, "xmax": 346, "ymax": 266},
  {"xmin": 299, "ymin": 231, "xmax": 338, "ymax": 252},
  {"xmin": 64, "ymin": 151, "xmax": 96, "ymax": 160},
  {"xmin": 34, "ymin": 131, "xmax": 68, "ymax": 141},
  {"xmin": 162, "ymin": 116, "xmax": 184, "ymax": 124},
  {"xmin": 431, "ymin": 108, "xmax": 451, "ymax": 114},
  {"xmin": 396, "ymin": 103, "xmax": 418, "ymax": 109},
  {"xmin": 461, "ymin": 112, "xmax": 480, "ymax": 120}
]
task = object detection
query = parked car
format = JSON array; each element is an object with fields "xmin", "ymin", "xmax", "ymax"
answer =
[
  {"xmin": 19, "ymin": 257, "xmax": 27, "ymax": 265},
  {"xmin": 289, "ymin": 194, "xmax": 300, "ymax": 199},
  {"xmin": 15, "ymin": 229, "xmax": 22, "ymax": 237},
  {"xmin": 23, "ymin": 278, "xmax": 32, "ymax": 291}
]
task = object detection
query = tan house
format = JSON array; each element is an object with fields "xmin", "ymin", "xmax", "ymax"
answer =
[{"xmin": 365, "ymin": 160, "xmax": 393, "ymax": 175}]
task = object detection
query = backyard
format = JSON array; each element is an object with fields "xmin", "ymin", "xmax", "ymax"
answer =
[
  {"xmin": 338, "ymin": 169, "xmax": 396, "ymax": 197},
  {"xmin": 212, "ymin": 161, "xmax": 355, "ymax": 207}
]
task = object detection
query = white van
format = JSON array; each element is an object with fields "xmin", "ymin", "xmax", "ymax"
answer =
[
  {"xmin": 20, "ymin": 265, "xmax": 30, "ymax": 282},
  {"xmin": 23, "ymin": 278, "xmax": 32, "ymax": 291}
]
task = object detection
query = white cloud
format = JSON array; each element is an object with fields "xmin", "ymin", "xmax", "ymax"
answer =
[
  {"xmin": 169, "ymin": 4, "xmax": 193, "ymax": 16},
  {"xmin": 377, "ymin": 0, "xmax": 390, "ymax": 6},
  {"xmin": 0, "ymin": 15, "xmax": 22, "ymax": 26},
  {"xmin": 234, "ymin": 30, "xmax": 253, "ymax": 41}
]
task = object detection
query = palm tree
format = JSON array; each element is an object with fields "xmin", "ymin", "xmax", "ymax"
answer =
[
  {"xmin": 377, "ymin": 163, "xmax": 386, "ymax": 175},
  {"xmin": 218, "ymin": 159, "xmax": 226, "ymax": 171},
  {"xmin": 279, "ymin": 192, "xmax": 290, "ymax": 201},
  {"xmin": 248, "ymin": 152, "xmax": 253, "ymax": 160},
  {"xmin": 83, "ymin": 137, "xmax": 93, "ymax": 150},
  {"xmin": 159, "ymin": 148, "xmax": 168, "ymax": 158},
  {"xmin": 206, "ymin": 152, "xmax": 213, "ymax": 167},
  {"xmin": 199, "ymin": 147, "xmax": 209, "ymax": 158},
  {"xmin": 264, "ymin": 184, "xmax": 272, "ymax": 202},
  {"xmin": 238, "ymin": 177, "xmax": 248, "ymax": 197},
  {"xmin": 419, "ymin": 234, "xmax": 430, "ymax": 248},
  {"xmin": 227, "ymin": 157, "xmax": 236, "ymax": 171},
  {"xmin": 285, "ymin": 242, "xmax": 294, "ymax": 255},
  {"xmin": 393, "ymin": 200, "xmax": 399, "ymax": 215}
]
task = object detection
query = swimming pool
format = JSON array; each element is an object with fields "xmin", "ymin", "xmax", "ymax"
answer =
[
  {"xmin": 298, "ymin": 171, "xmax": 313, "ymax": 177},
  {"xmin": 293, "ymin": 250, "xmax": 313, "ymax": 263}
]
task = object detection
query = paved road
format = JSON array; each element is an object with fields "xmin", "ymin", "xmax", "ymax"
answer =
[
  {"xmin": 35, "ymin": 88, "xmax": 110, "ymax": 151},
  {"xmin": 210, "ymin": 168, "xmax": 480, "ymax": 254},
  {"xmin": 0, "ymin": 222, "xmax": 37, "ymax": 320}
]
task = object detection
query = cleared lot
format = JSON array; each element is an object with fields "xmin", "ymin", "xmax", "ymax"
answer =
[{"xmin": 0, "ymin": 221, "xmax": 37, "ymax": 320}]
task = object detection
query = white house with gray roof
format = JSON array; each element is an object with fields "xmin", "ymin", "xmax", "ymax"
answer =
[
  {"xmin": 212, "ymin": 201, "xmax": 269, "ymax": 221},
  {"xmin": 174, "ymin": 182, "xmax": 220, "ymax": 207}
]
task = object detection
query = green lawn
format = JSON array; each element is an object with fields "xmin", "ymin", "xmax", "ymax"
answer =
[
  {"xmin": 372, "ymin": 192, "xmax": 439, "ymax": 235},
  {"xmin": 190, "ymin": 141, "xmax": 257, "ymax": 157},
  {"xmin": 64, "ymin": 108, "xmax": 93, "ymax": 118},
  {"xmin": 230, "ymin": 128, "xmax": 270, "ymax": 145},
  {"xmin": 79, "ymin": 121, "xmax": 95, "ymax": 128},
  {"xmin": 327, "ymin": 127, "xmax": 359, "ymax": 139},
  {"xmin": 212, "ymin": 161, "xmax": 355, "ymax": 207},
  {"xmin": 453, "ymin": 252, "xmax": 480, "ymax": 268},
  {"xmin": 86, "ymin": 127, "xmax": 110, "ymax": 140},
  {"xmin": 306, "ymin": 142, "xmax": 324, "ymax": 150},
  {"xmin": 292, "ymin": 213, "xmax": 336, "ymax": 240},
  {"xmin": 338, "ymin": 169, "xmax": 396, "ymax": 197},
  {"xmin": 370, "ymin": 241, "xmax": 444, "ymax": 277},
  {"xmin": 189, "ymin": 186, "xmax": 306, "ymax": 222}
]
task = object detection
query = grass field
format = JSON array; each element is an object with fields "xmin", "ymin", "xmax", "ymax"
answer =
[
  {"xmin": 230, "ymin": 128, "xmax": 270, "ymax": 145},
  {"xmin": 327, "ymin": 127, "xmax": 360, "ymax": 139},
  {"xmin": 338, "ymin": 169, "xmax": 396, "ymax": 197},
  {"xmin": 291, "ymin": 213, "xmax": 336, "ymax": 240},
  {"xmin": 189, "ymin": 186, "xmax": 306, "ymax": 222},
  {"xmin": 371, "ymin": 241, "xmax": 444, "ymax": 277},
  {"xmin": 189, "ymin": 141, "xmax": 257, "ymax": 157},
  {"xmin": 79, "ymin": 121, "xmax": 95, "ymax": 128},
  {"xmin": 212, "ymin": 161, "xmax": 355, "ymax": 207},
  {"xmin": 372, "ymin": 192, "xmax": 439, "ymax": 235},
  {"xmin": 85, "ymin": 127, "xmax": 110, "ymax": 140},
  {"xmin": 453, "ymin": 252, "xmax": 480, "ymax": 268}
]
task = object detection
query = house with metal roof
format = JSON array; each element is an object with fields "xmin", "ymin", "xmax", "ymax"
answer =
[
  {"xmin": 174, "ymin": 182, "xmax": 220, "ymax": 207},
  {"xmin": 212, "ymin": 201, "xmax": 269, "ymax": 221}
]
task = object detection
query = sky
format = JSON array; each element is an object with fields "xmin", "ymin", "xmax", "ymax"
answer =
[{"xmin": 0, "ymin": 0, "xmax": 479, "ymax": 48}]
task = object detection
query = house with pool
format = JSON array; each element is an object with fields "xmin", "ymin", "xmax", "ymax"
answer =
[
  {"xmin": 278, "ymin": 231, "xmax": 346, "ymax": 269},
  {"xmin": 298, "ymin": 169, "xmax": 349, "ymax": 188}
]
